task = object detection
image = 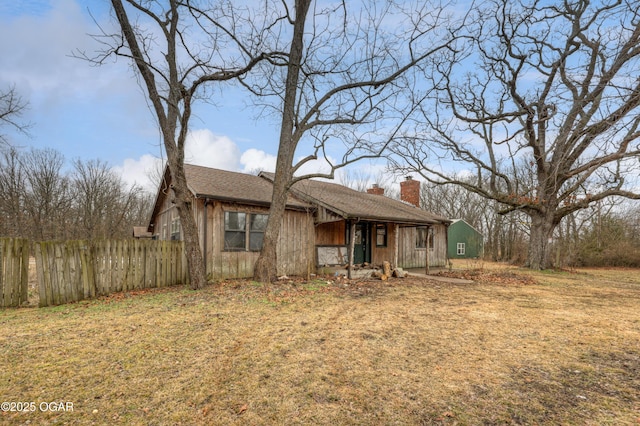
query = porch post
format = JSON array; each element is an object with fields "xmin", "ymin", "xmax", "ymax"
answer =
[
  {"xmin": 348, "ymin": 220, "xmax": 356, "ymax": 279},
  {"xmin": 425, "ymin": 225, "xmax": 431, "ymax": 275},
  {"xmin": 394, "ymin": 224, "xmax": 399, "ymax": 268}
]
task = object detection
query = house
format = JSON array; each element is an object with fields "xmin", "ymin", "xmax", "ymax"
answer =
[
  {"xmin": 447, "ymin": 219, "xmax": 484, "ymax": 259},
  {"xmin": 147, "ymin": 164, "xmax": 451, "ymax": 279}
]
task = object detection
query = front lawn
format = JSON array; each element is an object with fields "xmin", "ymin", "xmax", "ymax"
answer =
[{"xmin": 1, "ymin": 263, "xmax": 639, "ymax": 425}]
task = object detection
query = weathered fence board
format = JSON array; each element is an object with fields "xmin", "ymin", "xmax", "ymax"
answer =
[
  {"xmin": 0, "ymin": 238, "xmax": 29, "ymax": 308},
  {"xmin": 35, "ymin": 239, "xmax": 188, "ymax": 307}
]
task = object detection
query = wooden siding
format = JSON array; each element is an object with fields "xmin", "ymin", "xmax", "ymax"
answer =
[
  {"xmin": 151, "ymin": 190, "xmax": 449, "ymax": 276},
  {"xmin": 206, "ymin": 202, "xmax": 315, "ymax": 279},
  {"xmin": 154, "ymin": 196, "xmax": 316, "ymax": 280},
  {"xmin": 448, "ymin": 220, "xmax": 483, "ymax": 258},
  {"xmin": 151, "ymin": 190, "xmax": 185, "ymax": 241},
  {"xmin": 370, "ymin": 223, "xmax": 397, "ymax": 266},
  {"xmin": 315, "ymin": 206, "xmax": 344, "ymax": 224},
  {"xmin": 315, "ymin": 221, "xmax": 346, "ymax": 245},
  {"xmin": 397, "ymin": 224, "xmax": 448, "ymax": 268},
  {"xmin": 276, "ymin": 208, "xmax": 316, "ymax": 277}
]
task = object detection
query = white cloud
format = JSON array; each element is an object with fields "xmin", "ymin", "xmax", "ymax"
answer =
[
  {"xmin": 240, "ymin": 149, "xmax": 277, "ymax": 174},
  {"xmin": 184, "ymin": 129, "xmax": 241, "ymax": 170},
  {"xmin": 0, "ymin": 0, "xmax": 124, "ymax": 96},
  {"xmin": 117, "ymin": 129, "xmax": 246, "ymax": 190},
  {"xmin": 113, "ymin": 154, "xmax": 163, "ymax": 192}
]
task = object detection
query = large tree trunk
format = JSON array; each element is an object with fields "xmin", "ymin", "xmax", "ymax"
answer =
[
  {"xmin": 170, "ymin": 165, "xmax": 207, "ymax": 290},
  {"xmin": 527, "ymin": 210, "xmax": 557, "ymax": 270},
  {"xmin": 253, "ymin": 163, "xmax": 292, "ymax": 282},
  {"xmin": 253, "ymin": 0, "xmax": 311, "ymax": 283},
  {"xmin": 111, "ymin": 0, "xmax": 206, "ymax": 289}
]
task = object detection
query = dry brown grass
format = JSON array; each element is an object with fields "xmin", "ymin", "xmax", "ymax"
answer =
[{"xmin": 1, "ymin": 262, "xmax": 639, "ymax": 425}]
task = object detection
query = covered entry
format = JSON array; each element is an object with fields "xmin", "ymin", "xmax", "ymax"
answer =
[{"xmin": 351, "ymin": 222, "xmax": 371, "ymax": 264}]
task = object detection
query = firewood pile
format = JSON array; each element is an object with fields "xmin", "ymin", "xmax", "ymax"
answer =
[{"xmin": 353, "ymin": 260, "xmax": 409, "ymax": 281}]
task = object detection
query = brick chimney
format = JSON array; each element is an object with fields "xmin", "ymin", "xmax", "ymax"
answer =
[
  {"xmin": 400, "ymin": 176, "xmax": 420, "ymax": 207},
  {"xmin": 366, "ymin": 184, "xmax": 384, "ymax": 196}
]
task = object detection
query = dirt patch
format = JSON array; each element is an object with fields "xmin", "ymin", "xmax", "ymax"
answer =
[{"xmin": 435, "ymin": 269, "xmax": 537, "ymax": 286}]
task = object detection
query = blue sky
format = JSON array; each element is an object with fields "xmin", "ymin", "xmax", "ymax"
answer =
[{"xmin": 0, "ymin": 0, "xmax": 335, "ymax": 190}]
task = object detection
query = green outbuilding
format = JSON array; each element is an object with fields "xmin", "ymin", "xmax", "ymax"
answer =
[{"xmin": 447, "ymin": 219, "xmax": 484, "ymax": 259}]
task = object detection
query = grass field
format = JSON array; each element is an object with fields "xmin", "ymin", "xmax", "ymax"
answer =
[{"xmin": 1, "ymin": 261, "xmax": 639, "ymax": 425}]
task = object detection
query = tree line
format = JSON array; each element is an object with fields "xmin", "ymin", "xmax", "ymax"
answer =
[
  {"xmin": 417, "ymin": 179, "xmax": 640, "ymax": 268},
  {"xmin": 0, "ymin": 147, "xmax": 153, "ymax": 242}
]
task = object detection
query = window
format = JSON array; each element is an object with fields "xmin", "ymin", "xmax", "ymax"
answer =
[
  {"xmin": 457, "ymin": 242, "xmax": 466, "ymax": 256},
  {"xmin": 249, "ymin": 213, "xmax": 268, "ymax": 251},
  {"xmin": 376, "ymin": 224, "xmax": 387, "ymax": 247},
  {"xmin": 416, "ymin": 227, "xmax": 434, "ymax": 249},
  {"xmin": 224, "ymin": 212, "xmax": 246, "ymax": 251},
  {"xmin": 170, "ymin": 217, "xmax": 181, "ymax": 240},
  {"xmin": 416, "ymin": 227, "xmax": 427, "ymax": 248},
  {"xmin": 224, "ymin": 211, "xmax": 268, "ymax": 251}
]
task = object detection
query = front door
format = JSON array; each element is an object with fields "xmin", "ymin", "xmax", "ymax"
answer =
[{"xmin": 353, "ymin": 222, "xmax": 371, "ymax": 264}]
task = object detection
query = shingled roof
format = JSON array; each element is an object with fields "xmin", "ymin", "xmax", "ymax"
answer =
[
  {"xmin": 151, "ymin": 165, "xmax": 448, "ymax": 226},
  {"xmin": 259, "ymin": 172, "xmax": 450, "ymax": 225},
  {"xmin": 183, "ymin": 164, "xmax": 310, "ymax": 209}
]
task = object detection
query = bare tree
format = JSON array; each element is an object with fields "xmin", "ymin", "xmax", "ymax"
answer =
[
  {"xmin": 337, "ymin": 168, "xmax": 395, "ymax": 195},
  {"xmin": 22, "ymin": 148, "xmax": 73, "ymax": 241},
  {"xmin": 419, "ymin": 179, "xmax": 486, "ymax": 225},
  {"xmin": 71, "ymin": 158, "xmax": 148, "ymax": 239},
  {"xmin": 0, "ymin": 147, "xmax": 27, "ymax": 237},
  {"xmin": 575, "ymin": 200, "xmax": 640, "ymax": 267},
  {"xmin": 249, "ymin": 0, "xmax": 465, "ymax": 282},
  {"xmin": 418, "ymin": 177, "xmax": 532, "ymax": 262},
  {"xmin": 0, "ymin": 85, "xmax": 31, "ymax": 146},
  {"xmin": 1, "ymin": 146, "xmax": 153, "ymax": 241},
  {"xmin": 84, "ymin": 0, "xmax": 279, "ymax": 288},
  {"xmin": 391, "ymin": 0, "xmax": 640, "ymax": 269}
]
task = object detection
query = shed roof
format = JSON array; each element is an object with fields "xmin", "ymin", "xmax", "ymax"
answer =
[{"xmin": 449, "ymin": 218, "xmax": 484, "ymax": 235}]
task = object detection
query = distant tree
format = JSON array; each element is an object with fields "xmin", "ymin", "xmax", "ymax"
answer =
[
  {"xmin": 417, "ymin": 177, "xmax": 530, "ymax": 262},
  {"xmin": 125, "ymin": 190, "xmax": 156, "ymax": 232},
  {"xmin": 250, "ymin": 0, "xmax": 466, "ymax": 282},
  {"xmin": 576, "ymin": 209, "xmax": 640, "ymax": 267},
  {"xmin": 0, "ymin": 147, "xmax": 27, "ymax": 237},
  {"xmin": 22, "ymin": 148, "xmax": 73, "ymax": 241},
  {"xmin": 71, "ymin": 158, "xmax": 148, "ymax": 239},
  {"xmin": 0, "ymin": 85, "xmax": 31, "ymax": 146},
  {"xmin": 337, "ymin": 168, "xmax": 396, "ymax": 196},
  {"xmin": 0, "ymin": 147, "xmax": 150, "ymax": 241},
  {"xmin": 419, "ymin": 179, "xmax": 486, "ymax": 226},
  {"xmin": 391, "ymin": 0, "xmax": 640, "ymax": 269}
]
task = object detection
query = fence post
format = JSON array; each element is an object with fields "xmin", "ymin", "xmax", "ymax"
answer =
[{"xmin": 0, "ymin": 238, "xmax": 29, "ymax": 308}]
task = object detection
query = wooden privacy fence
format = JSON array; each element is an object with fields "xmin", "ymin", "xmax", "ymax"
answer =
[
  {"xmin": 35, "ymin": 239, "xmax": 188, "ymax": 307},
  {"xmin": 0, "ymin": 238, "xmax": 29, "ymax": 308}
]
